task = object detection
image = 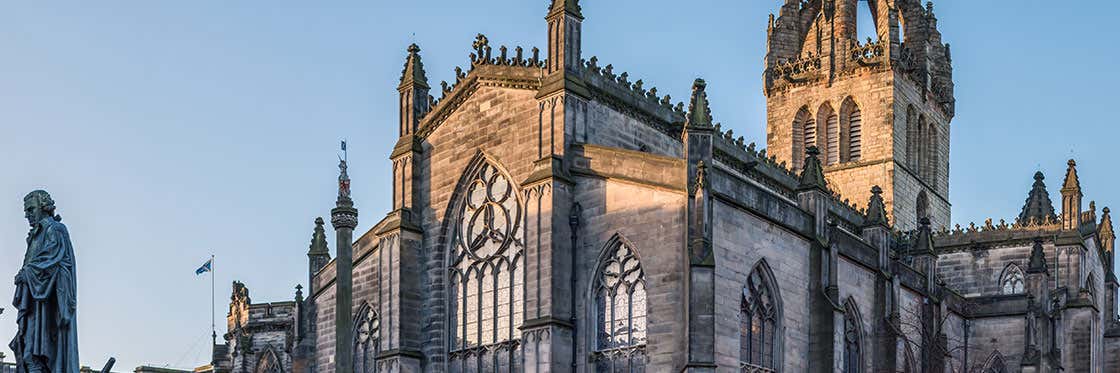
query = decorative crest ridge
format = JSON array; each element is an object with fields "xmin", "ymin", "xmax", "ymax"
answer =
[{"xmin": 399, "ymin": 43, "xmax": 429, "ymax": 89}]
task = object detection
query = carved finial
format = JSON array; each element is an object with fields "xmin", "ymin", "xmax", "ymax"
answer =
[
  {"xmin": 399, "ymin": 43, "xmax": 429, "ymax": 89},
  {"xmin": 295, "ymin": 284, "xmax": 304, "ymax": 302},
  {"xmin": 686, "ymin": 78, "xmax": 713, "ymax": 128},
  {"xmin": 309, "ymin": 217, "xmax": 329, "ymax": 256},
  {"xmin": 472, "ymin": 34, "xmax": 490, "ymax": 62},
  {"xmin": 798, "ymin": 146, "xmax": 828, "ymax": 192},
  {"xmin": 864, "ymin": 185, "xmax": 888, "ymax": 228},
  {"xmin": 1028, "ymin": 238, "xmax": 1048, "ymax": 273}
]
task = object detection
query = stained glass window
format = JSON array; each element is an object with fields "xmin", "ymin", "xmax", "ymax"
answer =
[
  {"xmin": 740, "ymin": 263, "xmax": 779, "ymax": 371},
  {"xmin": 593, "ymin": 239, "xmax": 647, "ymax": 373},
  {"xmin": 1000, "ymin": 264, "xmax": 1024, "ymax": 295},
  {"xmin": 448, "ymin": 161, "xmax": 524, "ymax": 372},
  {"xmin": 354, "ymin": 306, "xmax": 380, "ymax": 373}
]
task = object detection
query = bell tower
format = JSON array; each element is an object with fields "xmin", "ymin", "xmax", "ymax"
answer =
[{"xmin": 764, "ymin": 0, "xmax": 954, "ymax": 230}]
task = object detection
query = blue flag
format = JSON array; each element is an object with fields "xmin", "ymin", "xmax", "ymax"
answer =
[{"xmin": 195, "ymin": 258, "xmax": 212, "ymax": 275}]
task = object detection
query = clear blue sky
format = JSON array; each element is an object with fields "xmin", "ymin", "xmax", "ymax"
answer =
[{"xmin": 0, "ymin": 0, "xmax": 1116, "ymax": 370}]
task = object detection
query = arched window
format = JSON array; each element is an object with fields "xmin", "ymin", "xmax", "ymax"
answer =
[
  {"xmin": 843, "ymin": 299, "xmax": 863, "ymax": 373},
  {"xmin": 447, "ymin": 156, "xmax": 524, "ymax": 371},
  {"xmin": 740, "ymin": 260, "xmax": 781, "ymax": 371},
  {"xmin": 1000, "ymin": 263, "xmax": 1025, "ymax": 295},
  {"xmin": 593, "ymin": 235, "xmax": 648, "ymax": 372},
  {"xmin": 255, "ymin": 347, "xmax": 282, "ymax": 373},
  {"xmin": 905, "ymin": 106, "xmax": 918, "ymax": 170},
  {"xmin": 354, "ymin": 305, "xmax": 380, "ymax": 373},
  {"xmin": 916, "ymin": 190, "xmax": 930, "ymax": 226},
  {"xmin": 925, "ymin": 121, "xmax": 938, "ymax": 188},
  {"xmin": 916, "ymin": 115, "xmax": 927, "ymax": 179},
  {"xmin": 804, "ymin": 112, "xmax": 818, "ymax": 167},
  {"xmin": 819, "ymin": 103, "xmax": 840, "ymax": 165},
  {"xmin": 847, "ymin": 106, "xmax": 862, "ymax": 162},
  {"xmin": 982, "ymin": 351, "xmax": 1008, "ymax": 373},
  {"xmin": 792, "ymin": 106, "xmax": 812, "ymax": 170}
]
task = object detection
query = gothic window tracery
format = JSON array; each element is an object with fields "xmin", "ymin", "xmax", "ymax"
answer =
[
  {"xmin": 354, "ymin": 305, "xmax": 380, "ymax": 373},
  {"xmin": 448, "ymin": 159, "xmax": 524, "ymax": 372},
  {"xmin": 593, "ymin": 237, "xmax": 647, "ymax": 372},
  {"xmin": 1000, "ymin": 263, "xmax": 1025, "ymax": 295},
  {"xmin": 905, "ymin": 106, "xmax": 919, "ymax": 170},
  {"xmin": 255, "ymin": 348, "xmax": 282, "ymax": 373},
  {"xmin": 982, "ymin": 351, "xmax": 1008, "ymax": 373},
  {"xmin": 740, "ymin": 261, "xmax": 780, "ymax": 371}
]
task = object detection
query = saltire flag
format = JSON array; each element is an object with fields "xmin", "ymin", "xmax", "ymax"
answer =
[
  {"xmin": 341, "ymin": 140, "xmax": 347, "ymax": 152},
  {"xmin": 195, "ymin": 258, "xmax": 213, "ymax": 275}
]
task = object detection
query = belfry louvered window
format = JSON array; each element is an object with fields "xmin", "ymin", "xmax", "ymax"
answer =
[
  {"xmin": 354, "ymin": 306, "xmax": 380, "ymax": 373},
  {"xmin": 448, "ymin": 160, "xmax": 524, "ymax": 372},
  {"xmin": 848, "ymin": 108, "xmax": 862, "ymax": 162},
  {"xmin": 593, "ymin": 239, "xmax": 648, "ymax": 372},
  {"xmin": 740, "ymin": 262, "xmax": 779, "ymax": 372},
  {"xmin": 803, "ymin": 117, "xmax": 817, "ymax": 158},
  {"xmin": 826, "ymin": 112, "xmax": 840, "ymax": 165}
]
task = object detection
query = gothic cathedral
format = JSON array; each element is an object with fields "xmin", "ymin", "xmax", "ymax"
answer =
[{"xmin": 201, "ymin": 1, "xmax": 1120, "ymax": 372}]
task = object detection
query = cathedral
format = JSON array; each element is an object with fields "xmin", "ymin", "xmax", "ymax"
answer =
[{"xmin": 199, "ymin": 1, "xmax": 1120, "ymax": 372}]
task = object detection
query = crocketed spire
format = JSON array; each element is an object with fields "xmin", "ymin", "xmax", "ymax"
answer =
[
  {"xmin": 864, "ymin": 185, "xmax": 889, "ymax": 228},
  {"xmin": 798, "ymin": 146, "xmax": 827, "ymax": 192},
  {"xmin": 549, "ymin": 0, "xmax": 582, "ymax": 18},
  {"xmin": 308, "ymin": 217, "xmax": 329, "ymax": 256},
  {"xmin": 399, "ymin": 43, "xmax": 429, "ymax": 89},
  {"xmin": 685, "ymin": 79, "xmax": 713, "ymax": 128},
  {"xmin": 1062, "ymin": 159, "xmax": 1081, "ymax": 193},
  {"xmin": 910, "ymin": 217, "xmax": 936, "ymax": 256},
  {"xmin": 1019, "ymin": 171, "xmax": 1056, "ymax": 222}
]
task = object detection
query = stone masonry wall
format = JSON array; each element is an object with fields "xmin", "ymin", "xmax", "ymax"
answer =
[
  {"xmin": 937, "ymin": 245, "xmax": 1032, "ymax": 298},
  {"xmin": 571, "ymin": 176, "xmax": 686, "ymax": 371},
  {"xmin": 713, "ymin": 204, "xmax": 813, "ymax": 372}
]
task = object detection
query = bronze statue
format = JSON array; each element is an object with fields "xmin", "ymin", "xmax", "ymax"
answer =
[{"xmin": 9, "ymin": 190, "xmax": 79, "ymax": 373}]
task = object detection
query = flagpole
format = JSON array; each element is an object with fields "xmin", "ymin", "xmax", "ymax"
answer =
[{"xmin": 211, "ymin": 254, "xmax": 216, "ymax": 354}]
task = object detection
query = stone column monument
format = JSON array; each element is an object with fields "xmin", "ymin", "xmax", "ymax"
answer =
[
  {"xmin": 331, "ymin": 159, "xmax": 358, "ymax": 373},
  {"xmin": 9, "ymin": 190, "xmax": 80, "ymax": 373}
]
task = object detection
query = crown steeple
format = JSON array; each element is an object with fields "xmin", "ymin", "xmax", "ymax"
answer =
[{"xmin": 1019, "ymin": 171, "xmax": 1056, "ymax": 223}]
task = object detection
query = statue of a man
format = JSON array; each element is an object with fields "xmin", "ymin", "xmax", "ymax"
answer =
[{"xmin": 9, "ymin": 190, "xmax": 79, "ymax": 373}]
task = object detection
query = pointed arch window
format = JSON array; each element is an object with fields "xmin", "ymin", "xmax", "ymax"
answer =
[
  {"xmin": 255, "ymin": 348, "xmax": 282, "ymax": 373},
  {"xmin": 740, "ymin": 261, "xmax": 781, "ymax": 371},
  {"xmin": 848, "ymin": 107, "xmax": 862, "ymax": 162},
  {"xmin": 982, "ymin": 351, "xmax": 1008, "ymax": 373},
  {"xmin": 803, "ymin": 112, "xmax": 818, "ymax": 168},
  {"xmin": 840, "ymin": 98, "xmax": 862, "ymax": 163},
  {"xmin": 905, "ymin": 106, "xmax": 919, "ymax": 170},
  {"xmin": 1000, "ymin": 264, "xmax": 1025, "ymax": 295},
  {"xmin": 593, "ymin": 237, "xmax": 648, "ymax": 372},
  {"xmin": 792, "ymin": 107, "xmax": 812, "ymax": 170},
  {"xmin": 843, "ymin": 300, "xmax": 863, "ymax": 373},
  {"xmin": 819, "ymin": 104, "xmax": 840, "ymax": 165},
  {"xmin": 447, "ymin": 158, "xmax": 524, "ymax": 372},
  {"xmin": 354, "ymin": 306, "xmax": 380, "ymax": 373}
]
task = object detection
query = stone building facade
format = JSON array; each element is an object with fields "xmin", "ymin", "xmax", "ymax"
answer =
[{"xmin": 212, "ymin": 0, "xmax": 1120, "ymax": 372}]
